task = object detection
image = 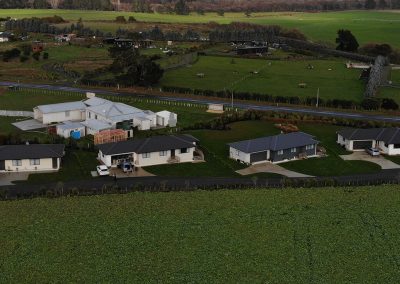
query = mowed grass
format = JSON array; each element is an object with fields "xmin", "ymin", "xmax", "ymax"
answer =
[
  {"xmin": 2, "ymin": 186, "xmax": 400, "ymax": 282},
  {"xmin": 147, "ymin": 120, "xmax": 382, "ymax": 177},
  {"xmin": 1, "ymin": 9, "xmax": 400, "ymax": 47},
  {"xmin": 160, "ymin": 56, "xmax": 365, "ymax": 101}
]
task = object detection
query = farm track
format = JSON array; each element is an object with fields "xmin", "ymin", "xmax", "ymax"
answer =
[{"xmin": 1, "ymin": 81, "xmax": 400, "ymax": 123}]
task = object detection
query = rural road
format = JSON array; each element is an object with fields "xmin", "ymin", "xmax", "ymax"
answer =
[{"xmin": 1, "ymin": 81, "xmax": 400, "ymax": 123}]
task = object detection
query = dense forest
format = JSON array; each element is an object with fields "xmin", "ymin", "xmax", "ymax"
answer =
[{"xmin": 1, "ymin": 0, "xmax": 400, "ymax": 11}]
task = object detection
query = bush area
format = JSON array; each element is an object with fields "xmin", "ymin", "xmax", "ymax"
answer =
[{"xmin": 2, "ymin": 186, "xmax": 400, "ymax": 282}]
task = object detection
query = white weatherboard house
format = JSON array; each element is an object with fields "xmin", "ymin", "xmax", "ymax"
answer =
[
  {"xmin": 33, "ymin": 95, "xmax": 178, "ymax": 136},
  {"xmin": 0, "ymin": 144, "xmax": 65, "ymax": 172},
  {"xmin": 34, "ymin": 101, "xmax": 86, "ymax": 124},
  {"xmin": 337, "ymin": 128, "xmax": 400, "ymax": 155},
  {"xmin": 229, "ymin": 132, "xmax": 319, "ymax": 165},
  {"xmin": 97, "ymin": 135, "xmax": 199, "ymax": 167}
]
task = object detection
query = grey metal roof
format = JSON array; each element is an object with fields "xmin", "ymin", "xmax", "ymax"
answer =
[
  {"xmin": 337, "ymin": 128, "xmax": 400, "ymax": 144},
  {"xmin": 56, "ymin": 121, "xmax": 84, "ymax": 130},
  {"xmin": 0, "ymin": 144, "xmax": 65, "ymax": 160},
  {"xmin": 228, "ymin": 132, "xmax": 319, "ymax": 153},
  {"xmin": 36, "ymin": 101, "xmax": 86, "ymax": 114},
  {"xmin": 82, "ymin": 119, "xmax": 112, "ymax": 131},
  {"xmin": 98, "ymin": 135, "xmax": 199, "ymax": 155}
]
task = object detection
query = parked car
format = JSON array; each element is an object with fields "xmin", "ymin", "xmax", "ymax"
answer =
[
  {"xmin": 96, "ymin": 165, "xmax": 110, "ymax": 176},
  {"xmin": 366, "ymin": 147, "xmax": 380, "ymax": 157}
]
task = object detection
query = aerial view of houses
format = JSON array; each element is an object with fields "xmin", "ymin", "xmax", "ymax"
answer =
[{"xmin": 1, "ymin": 2, "xmax": 400, "ymax": 283}]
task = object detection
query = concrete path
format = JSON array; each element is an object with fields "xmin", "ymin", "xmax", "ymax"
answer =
[
  {"xmin": 12, "ymin": 119, "xmax": 47, "ymax": 131},
  {"xmin": 110, "ymin": 167, "xmax": 155, "ymax": 178},
  {"xmin": 0, "ymin": 172, "xmax": 30, "ymax": 186},
  {"xmin": 340, "ymin": 152, "xmax": 400, "ymax": 170},
  {"xmin": 236, "ymin": 163, "xmax": 314, "ymax": 178}
]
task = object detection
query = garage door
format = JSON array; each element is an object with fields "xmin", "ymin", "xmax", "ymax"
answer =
[
  {"xmin": 250, "ymin": 151, "xmax": 268, "ymax": 163},
  {"xmin": 353, "ymin": 140, "xmax": 373, "ymax": 150}
]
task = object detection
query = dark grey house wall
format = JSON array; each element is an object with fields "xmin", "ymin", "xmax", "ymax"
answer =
[
  {"xmin": 270, "ymin": 144, "xmax": 317, "ymax": 163},
  {"xmin": 250, "ymin": 151, "xmax": 268, "ymax": 163}
]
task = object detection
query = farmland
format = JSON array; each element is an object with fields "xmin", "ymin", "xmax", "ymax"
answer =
[
  {"xmin": 2, "ymin": 186, "xmax": 400, "ymax": 282},
  {"xmin": 160, "ymin": 55, "xmax": 365, "ymax": 101},
  {"xmin": 1, "ymin": 10, "xmax": 400, "ymax": 47}
]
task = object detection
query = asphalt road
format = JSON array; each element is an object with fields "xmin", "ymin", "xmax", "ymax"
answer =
[{"xmin": 1, "ymin": 81, "xmax": 400, "ymax": 123}]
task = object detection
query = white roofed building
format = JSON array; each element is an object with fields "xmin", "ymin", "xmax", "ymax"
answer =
[{"xmin": 34, "ymin": 101, "xmax": 86, "ymax": 124}]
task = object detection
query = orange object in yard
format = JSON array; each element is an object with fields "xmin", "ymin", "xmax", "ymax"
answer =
[{"xmin": 94, "ymin": 129, "xmax": 128, "ymax": 145}]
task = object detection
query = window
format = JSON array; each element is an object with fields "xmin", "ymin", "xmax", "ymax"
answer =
[
  {"xmin": 394, "ymin": 144, "xmax": 400, "ymax": 149},
  {"xmin": 12, "ymin": 160, "xmax": 22, "ymax": 166},
  {"xmin": 277, "ymin": 150, "xmax": 283, "ymax": 155},
  {"xmin": 88, "ymin": 112, "xmax": 91, "ymax": 119},
  {"xmin": 159, "ymin": 151, "xmax": 168, "ymax": 156},
  {"xmin": 95, "ymin": 115, "xmax": 98, "ymax": 120},
  {"xmin": 65, "ymin": 110, "xmax": 70, "ymax": 117},
  {"xmin": 291, "ymin": 147, "xmax": 296, "ymax": 153},
  {"xmin": 142, "ymin": 153, "xmax": 150, "ymax": 159},
  {"xmin": 306, "ymin": 145, "xmax": 314, "ymax": 150},
  {"xmin": 180, "ymin": 148, "xmax": 188, "ymax": 154},
  {"xmin": 30, "ymin": 159, "xmax": 40, "ymax": 165}
]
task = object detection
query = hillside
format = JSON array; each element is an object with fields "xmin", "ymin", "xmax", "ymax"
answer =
[{"xmin": 2, "ymin": 186, "xmax": 400, "ymax": 282}]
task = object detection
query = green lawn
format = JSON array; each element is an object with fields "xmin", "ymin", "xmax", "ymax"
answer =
[
  {"xmin": 147, "ymin": 120, "xmax": 382, "ymax": 177},
  {"xmin": 160, "ymin": 56, "xmax": 365, "ymax": 101},
  {"xmin": 27, "ymin": 150, "xmax": 98, "ymax": 183},
  {"xmin": 2, "ymin": 186, "xmax": 400, "ymax": 282},
  {"xmin": 2, "ymin": 9, "xmax": 400, "ymax": 47}
]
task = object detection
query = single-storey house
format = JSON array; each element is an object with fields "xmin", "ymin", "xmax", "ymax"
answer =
[
  {"xmin": 0, "ymin": 144, "xmax": 65, "ymax": 172},
  {"xmin": 34, "ymin": 101, "xmax": 86, "ymax": 124},
  {"xmin": 337, "ymin": 128, "xmax": 400, "ymax": 155},
  {"xmin": 97, "ymin": 134, "xmax": 199, "ymax": 168},
  {"xmin": 228, "ymin": 132, "xmax": 319, "ymax": 164},
  {"xmin": 56, "ymin": 121, "xmax": 85, "ymax": 139}
]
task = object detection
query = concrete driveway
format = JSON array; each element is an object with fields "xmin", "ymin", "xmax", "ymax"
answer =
[
  {"xmin": 340, "ymin": 152, "xmax": 400, "ymax": 170},
  {"xmin": 0, "ymin": 172, "xmax": 30, "ymax": 186},
  {"xmin": 236, "ymin": 163, "xmax": 314, "ymax": 178}
]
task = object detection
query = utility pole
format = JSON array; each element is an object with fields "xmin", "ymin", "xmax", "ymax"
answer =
[
  {"xmin": 316, "ymin": 88, "xmax": 319, "ymax": 108},
  {"xmin": 231, "ymin": 90, "xmax": 234, "ymax": 109}
]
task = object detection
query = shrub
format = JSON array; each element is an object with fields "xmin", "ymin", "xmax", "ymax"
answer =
[
  {"xmin": 32, "ymin": 52, "xmax": 41, "ymax": 61},
  {"xmin": 115, "ymin": 16, "xmax": 127, "ymax": 24},
  {"xmin": 2, "ymin": 48, "xmax": 21, "ymax": 62},
  {"xmin": 19, "ymin": 55, "xmax": 29, "ymax": 62},
  {"xmin": 128, "ymin": 16, "xmax": 136, "ymax": 22},
  {"xmin": 43, "ymin": 52, "xmax": 49, "ymax": 60}
]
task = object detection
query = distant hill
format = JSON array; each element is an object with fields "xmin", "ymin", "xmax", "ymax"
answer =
[{"xmin": 1, "ymin": 0, "xmax": 399, "ymax": 12}]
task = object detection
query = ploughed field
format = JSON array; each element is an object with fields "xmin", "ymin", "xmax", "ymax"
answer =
[
  {"xmin": 2, "ymin": 186, "xmax": 400, "ymax": 282},
  {"xmin": 1, "ymin": 9, "xmax": 400, "ymax": 47}
]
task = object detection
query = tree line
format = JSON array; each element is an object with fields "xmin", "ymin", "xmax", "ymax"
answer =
[{"xmin": 2, "ymin": 0, "xmax": 400, "ymax": 11}]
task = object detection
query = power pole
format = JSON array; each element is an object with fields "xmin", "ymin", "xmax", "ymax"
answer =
[{"xmin": 316, "ymin": 88, "xmax": 319, "ymax": 108}]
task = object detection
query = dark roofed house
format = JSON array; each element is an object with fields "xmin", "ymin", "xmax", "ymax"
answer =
[
  {"xmin": 228, "ymin": 132, "xmax": 319, "ymax": 164},
  {"xmin": 337, "ymin": 127, "xmax": 400, "ymax": 155},
  {"xmin": 98, "ymin": 135, "xmax": 200, "ymax": 167},
  {"xmin": 0, "ymin": 144, "xmax": 65, "ymax": 172}
]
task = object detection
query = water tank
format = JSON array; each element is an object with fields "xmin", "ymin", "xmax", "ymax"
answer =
[{"xmin": 71, "ymin": 130, "xmax": 81, "ymax": 140}]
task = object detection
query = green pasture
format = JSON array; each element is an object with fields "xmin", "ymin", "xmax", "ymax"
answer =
[
  {"xmin": 1, "ymin": 9, "xmax": 399, "ymax": 46},
  {"xmin": 160, "ymin": 56, "xmax": 365, "ymax": 101},
  {"xmin": 2, "ymin": 186, "xmax": 400, "ymax": 282}
]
